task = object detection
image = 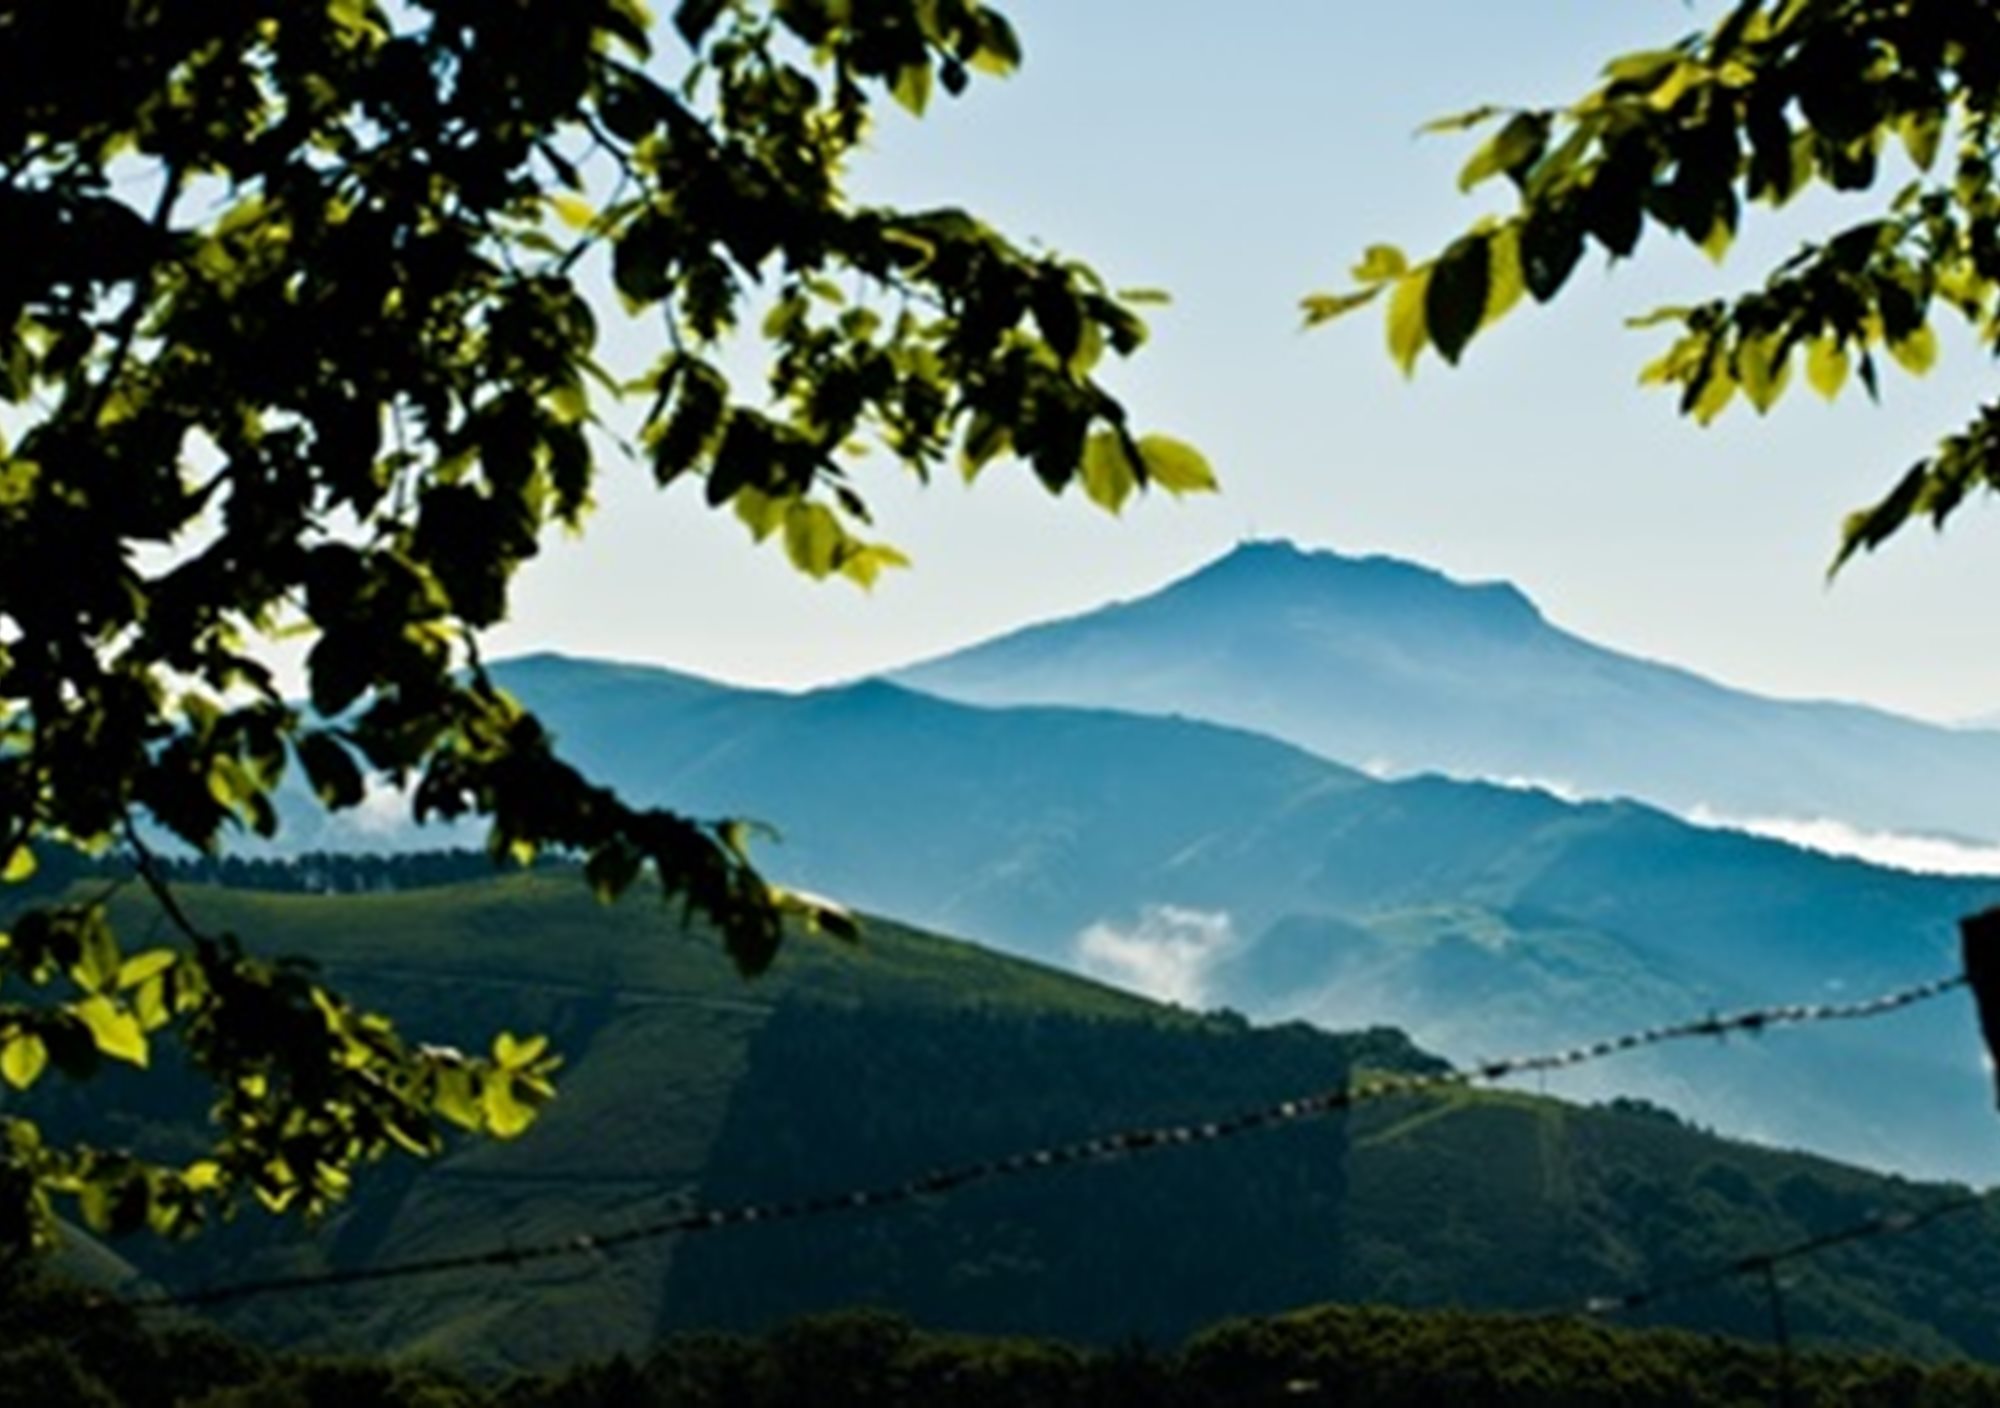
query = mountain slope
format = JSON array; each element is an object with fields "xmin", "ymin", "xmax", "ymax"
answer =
[
  {"xmin": 61, "ymin": 875, "xmax": 2000, "ymax": 1377},
  {"xmin": 252, "ymin": 654, "xmax": 2000, "ymax": 1178},
  {"xmin": 892, "ymin": 539, "xmax": 2000, "ymax": 847}
]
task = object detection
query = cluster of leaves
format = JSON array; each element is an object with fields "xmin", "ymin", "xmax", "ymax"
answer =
[
  {"xmin": 0, "ymin": 0, "xmax": 1206, "ymax": 1252},
  {"xmin": 1306, "ymin": 0, "xmax": 2000, "ymax": 566},
  {"xmin": 1, "ymin": 891, "xmax": 559, "ymax": 1247}
]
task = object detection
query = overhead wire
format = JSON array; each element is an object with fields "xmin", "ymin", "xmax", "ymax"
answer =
[{"xmin": 119, "ymin": 968, "xmax": 1973, "ymax": 1312}]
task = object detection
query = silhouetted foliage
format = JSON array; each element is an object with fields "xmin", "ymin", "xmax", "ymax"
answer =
[{"xmin": 0, "ymin": 0, "xmax": 1209, "ymax": 1257}]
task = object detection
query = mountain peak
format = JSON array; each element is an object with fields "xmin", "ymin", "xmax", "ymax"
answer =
[{"xmin": 1177, "ymin": 539, "xmax": 1544, "ymax": 631}]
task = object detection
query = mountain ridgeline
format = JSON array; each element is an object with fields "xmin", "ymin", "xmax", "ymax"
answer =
[
  {"xmin": 220, "ymin": 544, "xmax": 2000, "ymax": 1180},
  {"xmin": 425, "ymin": 655, "xmax": 1999, "ymax": 1183},
  {"xmin": 895, "ymin": 539, "xmax": 2000, "ymax": 848}
]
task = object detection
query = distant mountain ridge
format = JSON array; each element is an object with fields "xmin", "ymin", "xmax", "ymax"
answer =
[
  {"xmin": 891, "ymin": 539, "xmax": 2000, "ymax": 851},
  {"xmin": 261, "ymin": 651, "xmax": 2000, "ymax": 1181}
]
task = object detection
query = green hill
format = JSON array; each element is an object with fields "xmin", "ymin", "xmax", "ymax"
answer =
[{"xmin": 24, "ymin": 873, "xmax": 2000, "ymax": 1377}]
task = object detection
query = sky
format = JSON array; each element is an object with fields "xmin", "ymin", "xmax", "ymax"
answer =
[{"xmin": 485, "ymin": 0, "xmax": 2000, "ymax": 725}]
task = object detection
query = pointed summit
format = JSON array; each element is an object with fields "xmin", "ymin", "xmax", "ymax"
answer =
[
  {"xmin": 1167, "ymin": 539, "xmax": 1544, "ymax": 633},
  {"xmin": 891, "ymin": 543, "xmax": 2000, "ymax": 846}
]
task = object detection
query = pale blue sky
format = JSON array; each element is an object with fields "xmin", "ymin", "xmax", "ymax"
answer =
[{"xmin": 488, "ymin": 1, "xmax": 2000, "ymax": 724}]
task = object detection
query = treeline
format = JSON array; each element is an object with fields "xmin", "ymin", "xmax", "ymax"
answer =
[
  {"xmin": 15, "ymin": 845, "xmax": 552, "ymax": 900},
  {"xmin": 7, "ymin": 1283, "xmax": 2000, "ymax": 1408}
]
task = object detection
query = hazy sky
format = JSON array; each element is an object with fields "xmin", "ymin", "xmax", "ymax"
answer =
[{"xmin": 486, "ymin": 1, "xmax": 2000, "ymax": 724}]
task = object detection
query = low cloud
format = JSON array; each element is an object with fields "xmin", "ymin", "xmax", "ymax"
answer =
[
  {"xmin": 1475, "ymin": 773, "xmax": 1588, "ymax": 804},
  {"xmin": 1687, "ymin": 807, "xmax": 2000, "ymax": 878},
  {"xmin": 1074, "ymin": 905, "xmax": 1236, "ymax": 1008},
  {"xmin": 349, "ymin": 775, "xmax": 417, "ymax": 837}
]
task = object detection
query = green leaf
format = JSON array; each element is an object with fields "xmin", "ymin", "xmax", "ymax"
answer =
[
  {"xmin": 1386, "ymin": 267, "xmax": 1433, "ymax": 377},
  {"xmin": 548, "ymin": 193, "xmax": 594, "ymax": 230},
  {"xmin": 1736, "ymin": 333, "xmax": 1792, "ymax": 413},
  {"xmin": 433, "ymin": 1065, "xmax": 483, "ymax": 1131},
  {"xmin": 1519, "ymin": 204, "xmax": 1584, "ymax": 303},
  {"xmin": 74, "ymin": 996, "xmax": 147, "ymax": 1068},
  {"xmin": 1301, "ymin": 287, "xmax": 1383, "ymax": 328},
  {"xmin": 1457, "ymin": 112, "xmax": 1549, "ymax": 193},
  {"xmin": 1136, "ymin": 435, "xmax": 1218, "ymax": 495},
  {"xmin": 1483, "ymin": 223, "xmax": 1526, "ymax": 326},
  {"xmin": 1350, "ymin": 244, "xmax": 1408, "ymax": 284},
  {"xmin": 1419, "ymin": 104, "xmax": 1500, "ymax": 135},
  {"xmin": 1899, "ymin": 109, "xmax": 1943, "ymax": 172},
  {"xmin": 0, "ymin": 1033, "xmax": 47, "ymax": 1090},
  {"xmin": 892, "ymin": 61, "xmax": 933, "ymax": 117},
  {"xmin": 1, "ymin": 846, "xmax": 34, "ymax": 884},
  {"xmin": 115, "ymin": 949, "xmax": 176, "ymax": 991},
  {"xmin": 967, "ymin": 10, "xmax": 1023, "ymax": 75},
  {"xmin": 838, "ymin": 543, "xmax": 911, "ymax": 589},
  {"xmin": 493, "ymin": 1031, "xmax": 550, "ymax": 1070},
  {"xmin": 1806, "ymin": 336, "xmax": 1850, "ymax": 399},
  {"xmin": 482, "ymin": 1072, "xmax": 539, "ymax": 1138},
  {"xmin": 1602, "ymin": 46, "xmax": 1685, "ymax": 84},
  {"xmin": 1699, "ymin": 215, "xmax": 1734, "ymax": 264},
  {"xmin": 585, "ymin": 838, "xmax": 644, "ymax": 901},
  {"xmin": 1689, "ymin": 361, "xmax": 1737, "ymax": 425},
  {"xmin": 297, "ymin": 731, "xmax": 365, "ymax": 810},
  {"xmin": 70, "ymin": 913, "xmax": 120, "ymax": 994},
  {"xmin": 1079, "ymin": 431, "xmax": 1138, "ymax": 513},
  {"xmin": 1888, "ymin": 325, "xmax": 1939, "ymax": 376},
  {"xmin": 1425, "ymin": 234, "xmax": 1492, "ymax": 366}
]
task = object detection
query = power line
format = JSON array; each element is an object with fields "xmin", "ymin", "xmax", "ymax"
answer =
[
  {"xmin": 1579, "ymin": 1188, "xmax": 1989, "ymax": 1319},
  {"xmin": 123, "ymin": 969, "xmax": 1970, "ymax": 1312}
]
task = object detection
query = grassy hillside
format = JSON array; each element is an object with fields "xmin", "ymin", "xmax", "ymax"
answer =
[{"xmin": 20, "ymin": 873, "xmax": 2000, "ymax": 1377}]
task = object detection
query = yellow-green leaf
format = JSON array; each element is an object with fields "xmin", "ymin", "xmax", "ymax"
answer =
[
  {"xmin": 839, "ymin": 543, "xmax": 911, "ymax": 589},
  {"xmin": 75, "ymin": 996, "xmax": 147, "ymax": 1067},
  {"xmin": 1806, "ymin": 336, "xmax": 1850, "ymax": 399},
  {"xmin": 891, "ymin": 60, "xmax": 932, "ymax": 117},
  {"xmin": 494, "ymin": 1031, "xmax": 550, "ymax": 1070},
  {"xmin": 1888, "ymin": 324, "xmax": 1939, "ymax": 376},
  {"xmin": 1, "ymin": 846, "xmax": 33, "ymax": 884},
  {"xmin": 116, "ymin": 949, "xmax": 176, "ymax": 991},
  {"xmin": 1387, "ymin": 267, "xmax": 1432, "ymax": 377},
  {"xmin": 1419, "ymin": 105, "xmax": 1499, "ymax": 135},
  {"xmin": 548, "ymin": 193, "xmax": 595, "ymax": 230},
  {"xmin": 1, "ymin": 1033, "xmax": 47, "ymax": 1090},
  {"xmin": 433, "ymin": 1065, "xmax": 483, "ymax": 1131},
  {"xmin": 783, "ymin": 501, "xmax": 845, "ymax": 577},
  {"xmin": 1699, "ymin": 216, "xmax": 1734, "ymax": 265},
  {"xmin": 1136, "ymin": 435, "xmax": 1218, "ymax": 495},
  {"xmin": 1079, "ymin": 431, "xmax": 1138, "ymax": 514},
  {"xmin": 1350, "ymin": 244, "xmax": 1408, "ymax": 284},
  {"xmin": 1302, "ymin": 287, "xmax": 1383, "ymax": 328},
  {"xmin": 1736, "ymin": 333, "xmax": 1792, "ymax": 413},
  {"xmin": 1483, "ymin": 223, "xmax": 1525, "ymax": 326},
  {"xmin": 1690, "ymin": 364, "xmax": 1738, "ymax": 425},
  {"xmin": 733, "ymin": 486, "xmax": 783, "ymax": 542},
  {"xmin": 482, "ymin": 1072, "xmax": 538, "ymax": 1138},
  {"xmin": 1900, "ymin": 109, "xmax": 1943, "ymax": 172},
  {"xmin": 71, "ymin": 915, "xmax": 120, "ymax": 994}
]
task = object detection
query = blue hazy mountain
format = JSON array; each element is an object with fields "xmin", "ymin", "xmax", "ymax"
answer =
[
  {"xmin": 892, "ymin": 539, "xmax": 2000, "ymax": 847},
  {"xmin": 277, "ymin": 653, "xmax": 2000, "ymax": 1181}
]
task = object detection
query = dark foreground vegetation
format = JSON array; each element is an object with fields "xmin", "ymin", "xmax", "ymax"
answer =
[{"xmin": 9, "ymin": 1278, "xmax": 2000, "ymax": 1408}]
